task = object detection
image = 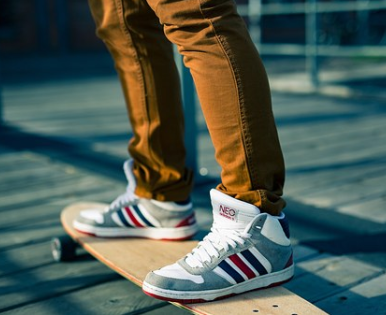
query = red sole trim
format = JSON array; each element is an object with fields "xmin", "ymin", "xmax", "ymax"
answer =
[{"xmin": 74, "ymin": 228, "xmax": 97, "ymax": 237}]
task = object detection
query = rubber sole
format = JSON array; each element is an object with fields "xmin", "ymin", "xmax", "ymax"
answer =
[
  {"xmin": 142, "ymin": 264, "xmax": 295, "ymax": 303},
  {"xmin": 73, "ymin": 220, "xmax": 198, "ymax": 241}
]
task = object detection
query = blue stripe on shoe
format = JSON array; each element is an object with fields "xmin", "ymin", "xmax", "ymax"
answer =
[
  {"xmin": 132, "ymin": 205, "xmax": 155, "ymax": 227},
  {"xmin": 241, "ymin": 250, "xmax": 268, "ymax": 275},
  {"xmin": 218, "ymin": 260, "xmax": 244, "ymax": 283},
  {"xmin": 279, "ymin": 216, "xmax": 290, "ymax": 238},
  {"xmin": 117, "ymin": 209, "xmax": 132, "ymax": 227}
]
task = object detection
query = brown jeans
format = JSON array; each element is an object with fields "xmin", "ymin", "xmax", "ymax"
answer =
[{"xmin": 88, "ymin": 0, "xmax": 286, "ymax": 215}]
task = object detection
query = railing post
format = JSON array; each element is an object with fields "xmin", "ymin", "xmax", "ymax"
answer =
[
  {"xmin": 174, "ymin": 50, "xmax": 198, "ymax": 176},
  {"xmin": 181, "ymin": 62, "xmax": 198, "ymax": 176},
  {"xmin": 55, "ymin": 0, "xmax": 68, "ymax": 54},
  {"xmin": 0, "ymin": 59, "xmax": 3, "ymax": 126},
  {"xmin": 248, "ymin": 0, "xmax": 262, "ymax": 48},
  {"xmin": 357, "ymin": 7, "xmax": 369, "ymax": 45},
  {"xmin": 306, "ymin": 0, "xmax": 319, "ymax": 87},
  {"xmin": 0, "ymin": 85, "xmax": 3, "ymax": 126},
  {"xmin": 36, "ymin": 0, "xmax": 50, "ymax": 52}
]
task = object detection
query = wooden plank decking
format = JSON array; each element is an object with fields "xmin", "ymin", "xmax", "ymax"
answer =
[{"xmin": 0, "ymin": 56, "xmax": 385, "ymax": 314}]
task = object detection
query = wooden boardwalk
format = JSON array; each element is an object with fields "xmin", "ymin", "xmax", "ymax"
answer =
[{"xmin": 0, "ymin": 55, "xmax": 385, "ymax": 314}]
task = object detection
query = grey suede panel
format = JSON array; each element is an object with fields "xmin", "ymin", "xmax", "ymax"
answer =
[
  {"xmin": 253, "ymin": 213, "xmax": 268, "ymax": 230},
  {"xmin": 144, "ymin": 269, "xmax": 232, "ymax": 291},
  {"xmin": 247, "ymin": 215, "xmax": 292, "ymax": 272},
  {"xmin": 249, "ymin": 232, "xmax": 292, "ymax": 271},
  {"xmin": 139, "ymin": 199, "xmax": 193, "ymax": 227}
]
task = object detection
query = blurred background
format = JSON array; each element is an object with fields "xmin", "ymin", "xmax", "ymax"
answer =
[
  {"xmin": 1, "ymin": 0, "xmax": 386, "ymax": 53},
  {"xmin": 1, "ymin": 0, "xmax": 386, "ymax": 83},
  {"xmin": 0, "ymin": 0, "xmax": 385, "ymax": 79}
]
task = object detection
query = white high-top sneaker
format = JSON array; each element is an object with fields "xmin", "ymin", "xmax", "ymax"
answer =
[
  {"xmin": 73, "ymin": 160, "xmax": 198, "ymax": 240},
  {"xmin": 142, "ymin": 189, "xmax": 293, "ymax": 303}
]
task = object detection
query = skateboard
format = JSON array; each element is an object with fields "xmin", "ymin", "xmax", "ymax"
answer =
[{"xmin": 52, "ymin": 202, "xmax": 327, "ymax": 315}]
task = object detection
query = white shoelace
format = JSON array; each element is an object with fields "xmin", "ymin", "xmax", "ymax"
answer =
[
  {"xmin": 185, "ymin": 226, "xmax": 251, "ymax": 268},
  {"xmin": 106, "ymin": 186, "xmax": 138, "ymax": 212}
]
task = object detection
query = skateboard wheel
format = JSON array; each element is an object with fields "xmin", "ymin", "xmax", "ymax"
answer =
[{"xmin": 51, "ymin": 235, "xmax": 77, "ymax": 262}]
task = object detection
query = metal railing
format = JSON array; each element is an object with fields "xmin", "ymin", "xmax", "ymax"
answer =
[{"xmin": 238, "ymin": 0, "xmax": 386, "ymax": 86}]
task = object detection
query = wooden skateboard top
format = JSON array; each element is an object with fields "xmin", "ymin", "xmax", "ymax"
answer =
[{"xmin": 62, "ymin": 202, "xmax": 327, "ymax": 315}]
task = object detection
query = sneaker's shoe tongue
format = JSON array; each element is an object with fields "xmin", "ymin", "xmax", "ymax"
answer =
[
  {"xmin": 123, "ymin": 159, "xmax": 137, "ymax": 192},
  {"xmin": 210, "ymin": 189, "xmax": 261, "ymax": 231}
]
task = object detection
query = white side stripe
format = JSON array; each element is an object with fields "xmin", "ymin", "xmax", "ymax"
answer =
[
  {"xmin": 130, "ymin": 207, "xmax": 148, "ymax": 226},
  {"xmin": 111, "ymin": 212, "xmax": 125, "ymax": 227},
  {"xmin": 138, "ymin": 204, "xmax": 161, "ymax": 227}
]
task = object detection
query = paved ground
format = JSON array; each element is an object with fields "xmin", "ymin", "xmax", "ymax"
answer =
[{"xmin": 0, "ymin": 54, "xmax": 385, "ymax": 314}]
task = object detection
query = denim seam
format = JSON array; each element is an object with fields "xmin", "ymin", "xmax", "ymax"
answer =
[
  {"xmin": 196, "ymin": 0, "xmax": 255, "ymax": 190},
  {"xmin": 219, "ymin": 36, "xmax": 257, "ymax": 189}
]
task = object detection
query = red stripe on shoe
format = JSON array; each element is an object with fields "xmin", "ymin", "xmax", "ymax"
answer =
[
  {"xmin": 124, "ymin": 207, "xmax": 145, "ymax": 227},
  {"xmin": 229, "ymin": 254, "xmax": 256, "ymax": 279},
  {"xmin": 285, "ymin": 253, "xmax": 294, "ymax": 268},
  {"xmin": 175, "ymin": 213, "xmax": 196, "ymax": 228}
]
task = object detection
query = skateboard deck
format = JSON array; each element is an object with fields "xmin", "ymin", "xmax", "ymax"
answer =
[{"xmin": 57, "ymin": 202, "xmax": 327, "ymax": 315}]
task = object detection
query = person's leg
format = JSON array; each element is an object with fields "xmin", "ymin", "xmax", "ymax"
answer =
[
  {"xmin": 72, "ymin": 0, "xmax": 198, "ymax": 240},
  {"xmin": 145, "ymin": 0, "xmax": 285, "ymax": 215},
  {"xmin": 142, "ymin": 0, "xmax": 292, "ymax": 302},
  {"xmin": 88, "ymin": 0, "xmax": 193, "ymax": 202}
]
